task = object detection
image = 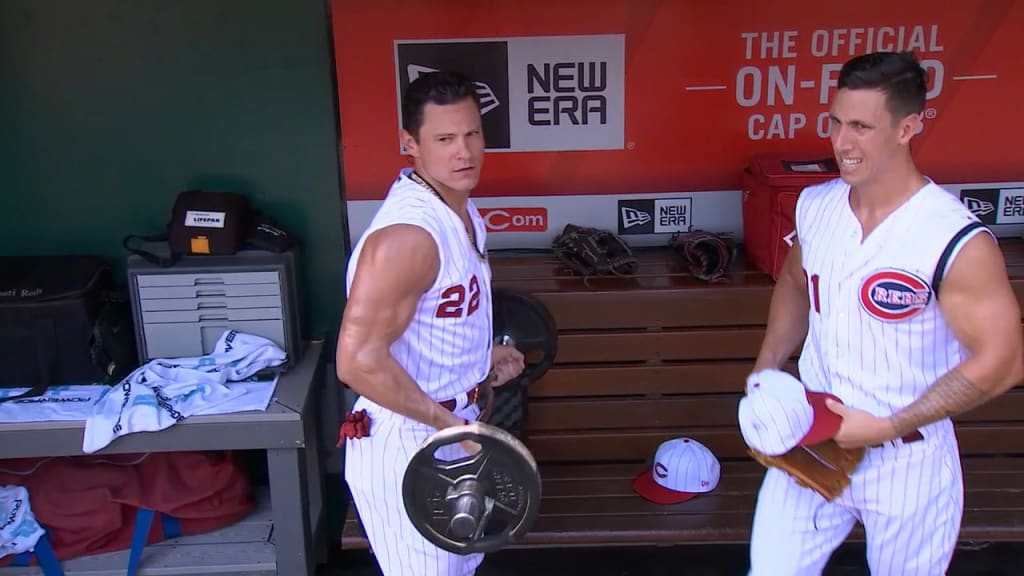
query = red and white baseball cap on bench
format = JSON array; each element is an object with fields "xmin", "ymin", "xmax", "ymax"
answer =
[
  {"xmin": 738, "ymin": 369, "xmax": 844, "ymax": 456},
  {"xmin": 632, "ymin": 437, "xmax": 721, "ymax": 504}
]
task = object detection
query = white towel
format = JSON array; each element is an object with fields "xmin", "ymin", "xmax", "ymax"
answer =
[
  {"xmin": 0, "ymin": 486, "xmax": 44, "ymax": 559},
  {"xmin": 83, "ymin": 330, "xmax": 287, "ymax": 454},
  {"xmin": 194, "ymin": 374, "xmax": 279, "ymax": 416},
  {"xmin": 0, "ymin": 386, "xmax": 110, "ymax": 423}
]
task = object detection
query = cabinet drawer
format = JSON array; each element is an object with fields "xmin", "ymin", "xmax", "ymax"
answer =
[
  {"xmin": 139, "ymin": 282, "xmax": 280, "ymax": 300},
  {"xmin": 140, "ymin": 295, "xmax": 282, "ymax": 312},
  {"xmin": 136, "ymin": 272, "xmax": 279, "ymax": 287},
  {"xmin": 143, "ymin": 320, "xmax": 286, "ymax": 359},
  {"xmin": 141, "ymin": 306, "xmax": 282, "ymax": 324}
]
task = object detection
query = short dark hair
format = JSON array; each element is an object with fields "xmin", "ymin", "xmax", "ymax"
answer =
[
  {"xmin": 401, "ymin": 70, "xmax": 481, "ymax": 140},
  {"xmin": 837, "ymin": 51, "xmax": 928, "ymax": 121}
]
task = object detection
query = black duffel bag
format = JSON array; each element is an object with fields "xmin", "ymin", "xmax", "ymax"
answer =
[{"xmin": 0, "ymin": 256, "xmax": 138, "ymax": 402}]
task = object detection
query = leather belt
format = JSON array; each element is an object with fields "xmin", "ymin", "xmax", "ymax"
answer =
[
  {"xmin": 873, "ymin": 429, "xmax": 924, "ymax": 448},
  {"xmin": 439, "ymin": 386, "xmax": 479, "ymax": 412}
]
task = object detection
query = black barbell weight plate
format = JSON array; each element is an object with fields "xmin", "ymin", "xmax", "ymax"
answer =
[{"xmin": 491, "ymin": 286, "xmax": 558, "ymax": 389}]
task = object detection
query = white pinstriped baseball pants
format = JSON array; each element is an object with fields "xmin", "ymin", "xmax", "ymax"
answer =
[
  {"xmin": 345, "ymin": 397, "xmax": 484, "ymax": 576},
  {"xmin": 748, "ymin": 431, "xmax": 964, "ymax": 576}
]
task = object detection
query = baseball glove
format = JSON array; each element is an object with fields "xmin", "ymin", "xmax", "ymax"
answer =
[
  {"xmin": 669, "ymin": 230, "xmax": 736, "ymax": 282},
  {"xmin": 552, "ymin": 224, "xmax": 638, "ymax": 277},
  {"xmin": 749, "ymin": 440, "xmax": 865, "ymax": 501}
]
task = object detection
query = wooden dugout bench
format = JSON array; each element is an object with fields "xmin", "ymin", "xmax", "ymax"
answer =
[{"xmin": 342, "ymin": 242, "xmax": 1024, "ymax": 550}]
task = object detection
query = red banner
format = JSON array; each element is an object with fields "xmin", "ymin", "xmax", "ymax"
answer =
[{"xmin": 331, "ymin": 0, "xmax": 1024, "ymax": 201}]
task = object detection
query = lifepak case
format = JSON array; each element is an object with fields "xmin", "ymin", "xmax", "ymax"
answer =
[
  {"xmin": 167, "ymin": 190, "xmax": 251, "ymax": 256},
  {"xmin": 123, "ymin": 190, "xmax": 253, "ymax": 267}
]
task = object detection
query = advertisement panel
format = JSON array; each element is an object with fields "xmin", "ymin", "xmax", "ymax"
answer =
[{"xmin": 330, "ymin": 0, "xmax": 1024, "ymax": 247}]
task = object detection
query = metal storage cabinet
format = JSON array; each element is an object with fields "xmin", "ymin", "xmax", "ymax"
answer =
[{"xmin": 126, "ymin": 245, "xmax": 304, "ymax": 368}]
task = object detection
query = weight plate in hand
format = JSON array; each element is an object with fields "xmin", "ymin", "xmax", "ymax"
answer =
[{"xmin": 402, "ymin": 421, "xmax": 541, "ymax": 555}]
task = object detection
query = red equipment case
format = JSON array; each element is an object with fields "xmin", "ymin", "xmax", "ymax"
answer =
[{"xmin": 741, "ymin": 154, "xmax": 840, "ymax": 279}]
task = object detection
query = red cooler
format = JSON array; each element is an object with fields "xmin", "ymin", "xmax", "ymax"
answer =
[{"xmin": 741, "ymin": 154, "xmax": 840, "ymax": 280}]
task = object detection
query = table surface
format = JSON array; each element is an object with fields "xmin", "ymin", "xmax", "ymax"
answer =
[{"xmin": 0, "ymin": 340, "xmax": 323, "ymax": 458}]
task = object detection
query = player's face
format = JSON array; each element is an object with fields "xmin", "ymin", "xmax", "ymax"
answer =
[
  {"xmin": 828, "ymin": 87, "xmax": 920, "ymax": 188},
  {"xmin": 402, "ymin": 98, "xmax": 485, "ymax": 197}
]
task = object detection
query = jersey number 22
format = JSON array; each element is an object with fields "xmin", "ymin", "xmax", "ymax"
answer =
[{"xmin": 436, "ymin": 275, "xmax": 481, "ymax": 318}]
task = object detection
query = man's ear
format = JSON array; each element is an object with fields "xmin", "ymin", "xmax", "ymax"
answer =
[
  {"xmin": 400, "ymin": 129, "xmax": 419, "ymax": 157},
  {"xmin": 898, "ymin": 113, "xmax": 922, "ymax": 145}
]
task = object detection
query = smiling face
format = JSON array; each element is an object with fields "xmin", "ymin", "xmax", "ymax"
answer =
[
  {"xmin": 401, "ymin": 97, "xmax": 485, "ymax": 197},
  {"xmin": 828, "ymin": 87, "xmax": 921, "ymax": 188}
]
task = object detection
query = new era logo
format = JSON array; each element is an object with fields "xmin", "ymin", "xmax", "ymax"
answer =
[
  {"xmin": 963, "ymin": 197, "xmax": 994, "ymax": 217},
  {"xmin": 618, "ymin": 197, "xmax": 695, "ymax": 235},
  {"xmin": 959, "ymin": 188, "xmax": 1000, "ymax": 225},
  {"xmin": 621, "ymin": 207, "xmax": 651, "ymax": 229}
]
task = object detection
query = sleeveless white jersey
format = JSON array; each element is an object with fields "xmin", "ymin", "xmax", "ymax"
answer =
[
  {"xmin": 346, "ymin": 168, "xmax": 493, "ymax": 402},
  {"xmin": 795, "ymin": 179, "xmax": 989, "ymax": 435}
]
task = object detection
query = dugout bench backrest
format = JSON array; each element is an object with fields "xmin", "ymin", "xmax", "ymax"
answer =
[{"xmin": 491, "ymin": 248, "xmax": 777, "ymax": 466}]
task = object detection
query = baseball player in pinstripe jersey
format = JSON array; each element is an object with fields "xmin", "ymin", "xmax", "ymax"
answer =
[
  {"xmin": 336, "ymin": 70, "xmax": 525, "ymax": 576},
  {"xmin": 747, "ymin": 51, "xmax": 1024, "ymax": 575}
]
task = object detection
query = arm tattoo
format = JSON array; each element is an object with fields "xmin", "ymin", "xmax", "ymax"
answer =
[{"xmin": 888, "ymin": 368, "xmax": 995, "ymax": 437}]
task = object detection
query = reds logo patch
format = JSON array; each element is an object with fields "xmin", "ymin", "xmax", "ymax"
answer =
[
  {"xmin": 654, "ymin": 463, "xmax": 668, "ymax": 478},
  {"xmin": 859, "ymin": 269, "xmax": 932, "ymax": 321}
]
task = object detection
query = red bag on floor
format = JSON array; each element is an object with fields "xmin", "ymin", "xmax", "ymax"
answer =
[
  {"xmin": 0, "ymin": 451, "xmax": 253, "ymax": 565},
  {"xmin": 741, "ymin": 154, "xmax": 840, "ymax": 279}
]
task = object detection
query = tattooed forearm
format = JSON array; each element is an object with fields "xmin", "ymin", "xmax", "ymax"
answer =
[{"xmin": 888, "ymin": 368, "xmax": 995, "ymax": 437}]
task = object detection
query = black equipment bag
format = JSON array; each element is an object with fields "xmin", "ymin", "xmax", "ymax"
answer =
[{"xmin": 0, "ymin": 256, "xmax": 138, "ymax": 402}]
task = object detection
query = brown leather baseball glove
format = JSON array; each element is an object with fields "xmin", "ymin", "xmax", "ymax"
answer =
[
  {"xmin": 552, "ymin": 224, "xmax": 638, "ymax": 277},
  {"xmin": 749, "ymin": 440, "xmax": 865, "ymax": 501},
  {"xmin": 669, "ymin": 230, "xmax": 736, "ymax": 282}
]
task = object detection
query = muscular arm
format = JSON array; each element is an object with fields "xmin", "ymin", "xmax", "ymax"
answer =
[
  {"xmin": 887, "ymin": 232, "xmax": 1024, "ymax": 436},
  {"xmin": 753, "ymin": 241, "xmax": 810, "ymax": 372},
  {"xmin": 335, "ymin": 224, "xmax": 465, "ymax": 431}
]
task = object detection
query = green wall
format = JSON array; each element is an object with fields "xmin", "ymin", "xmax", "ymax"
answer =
[{"xmin": 0, "ymin": 0, "xmax": 348, "ymax": 343}]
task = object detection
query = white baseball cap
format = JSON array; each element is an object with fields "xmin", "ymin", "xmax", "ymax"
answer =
[
  {"xmin": 737, "ymin": 369, "xmax": 844, "ymax": 456},
  {"xmin": 632, "ymin": 438, "xmax": 720, "ymax": 504}
]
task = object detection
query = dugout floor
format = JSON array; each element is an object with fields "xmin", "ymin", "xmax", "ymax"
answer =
[{"xmin": 325, "ymin": 542, "xmax": 1024, "ymax": 575}]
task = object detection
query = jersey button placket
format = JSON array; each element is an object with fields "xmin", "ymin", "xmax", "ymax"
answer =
[
  {"xmin": 831, "ymin": 282, "xmax": 846, "ymax": 367},
  {"xmin": 832, "ymin": 228, "xmax": 859, "ymax": 370}
]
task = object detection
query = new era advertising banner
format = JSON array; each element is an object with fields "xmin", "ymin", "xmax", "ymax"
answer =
[{"xmin": 330, "ymin": 0, "xmax": 1024, "ymax": 248}]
